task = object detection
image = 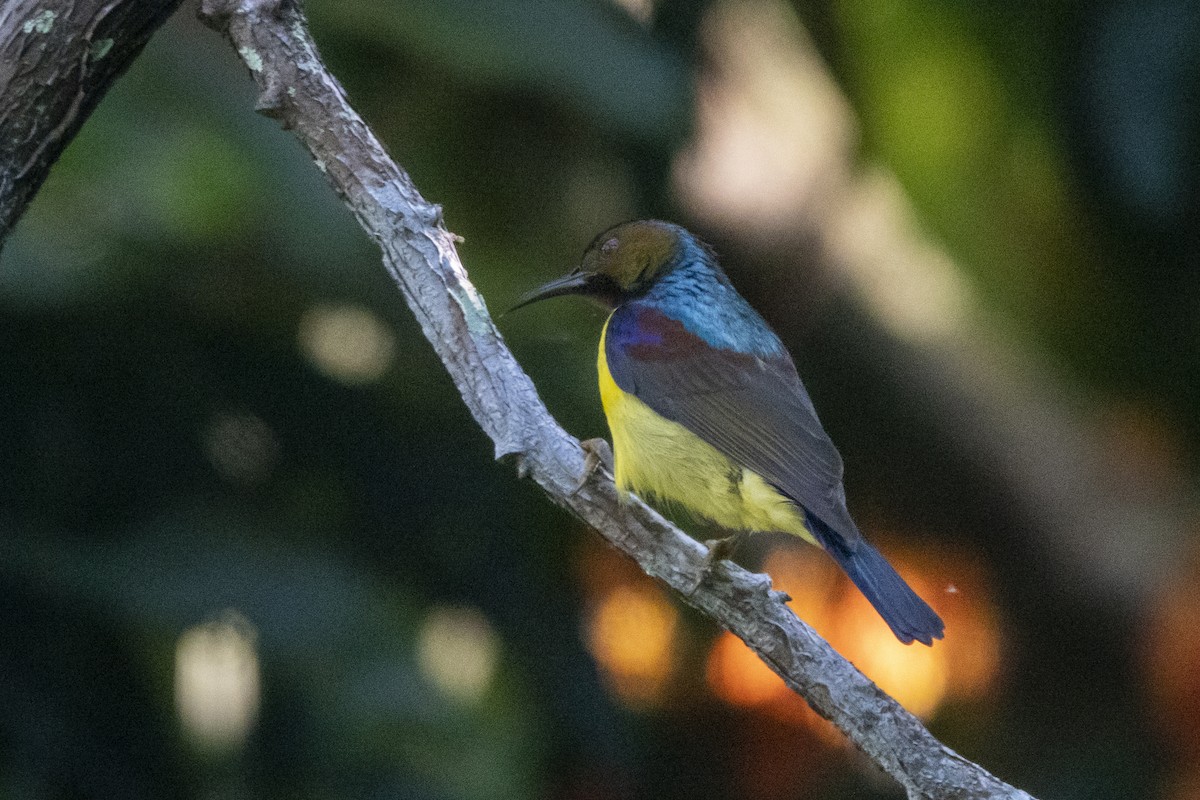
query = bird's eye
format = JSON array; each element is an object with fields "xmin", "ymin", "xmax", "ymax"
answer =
[{"xmin": 600, "ymin": 237, "xmax": 619, "ymax": 255}]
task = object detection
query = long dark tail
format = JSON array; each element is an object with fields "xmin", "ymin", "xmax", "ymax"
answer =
[{"xmin": 808, "ymin": 515, "xmax": 945, "ymax": 646}]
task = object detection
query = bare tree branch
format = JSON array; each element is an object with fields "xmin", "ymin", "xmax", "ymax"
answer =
[
  {"xmin": 192, "ymin": 1, "xmax": 1036, "ymax": 797},
  {"xmin": 0, "ymin": 0, "xmax": 183, "ymax": 244}
]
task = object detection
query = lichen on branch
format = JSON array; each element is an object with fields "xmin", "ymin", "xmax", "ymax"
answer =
[{"xmin": 0, "ymin": 0, "xmax": 184, "ymax": 244}]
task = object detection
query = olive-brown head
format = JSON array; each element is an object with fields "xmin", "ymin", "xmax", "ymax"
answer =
[{"xmin": 511, "ymin": 220, "xmax": 683, "ymax": 312}]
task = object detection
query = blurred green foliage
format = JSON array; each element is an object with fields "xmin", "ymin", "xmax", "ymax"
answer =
[{"xmin": 826, "ymin": 0, "xmax": 1199, "ymax": 405}]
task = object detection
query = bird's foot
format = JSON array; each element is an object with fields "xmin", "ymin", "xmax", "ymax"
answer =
[
  {"xmin": 573, "ymin": 438, "xmax": 614, "ymax": 494},
  {"xmin": 684, "ymin": 533, "xmax": 745, "ymax": 595},
  {"xmin": 702, "ymin": 532, "xmax": 745, "ymax": 571}
]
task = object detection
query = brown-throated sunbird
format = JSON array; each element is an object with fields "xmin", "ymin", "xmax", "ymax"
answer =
[{"xmin": 513, "ymin": 220, "xmax": 944, "ymax": 646}]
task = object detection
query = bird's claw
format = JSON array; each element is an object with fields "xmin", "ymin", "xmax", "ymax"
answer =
[
  {"xmin": 684, "ymin": 534, "xmax": 745, "ymax": 595},
  {"xmin": 703, "ymin": 533, "xmax": 744, "ymax": 570},
  {"xmin": 573, "ymin": 438, "xmax": 614, "ymax": 494}
]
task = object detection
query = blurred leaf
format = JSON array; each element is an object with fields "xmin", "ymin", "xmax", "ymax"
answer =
[
  {"xmin": 0, "ymin": 511, "xmax": 544, "ymax": 800},
  {"xmin": 307, "ymin": 0, "xmax": 691, "ymax": 143}
]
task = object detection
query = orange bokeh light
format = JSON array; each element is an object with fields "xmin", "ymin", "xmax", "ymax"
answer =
[
  {"xmin": 707, "ymin": 629, "xmax": 785, "ymax": 707},
  {"xmin": 832, "ymin": 585, "xmax": 948, "ymax": 719},
  {"xmin": 934, "ymin": 557, "xmax": 1004, "ymax": 703},
  {"xmin": 576, "ymin": 525, "xmax": 1003, "ymax": 725},
  {"xmin": 584, "ymin": 580, "xmax": 680, "ymax": 708},
  {"xmin": 1142, "ymin": 538, "xmax": 1200, "ymax": 761},
  {"xmin": 705, "ymin": 629, "xmax": 837, "ymax": 737},
  {"xmin": 1162, "ymin": 764, "xmax": 1200, "ymax": 800},
  {"xmin": 761, "ymin": 546, "xmax": 840, "ymax": 632},
  {"xmin": 708, "ymin": 539, "xmax": 1003, "ymax": 725}
]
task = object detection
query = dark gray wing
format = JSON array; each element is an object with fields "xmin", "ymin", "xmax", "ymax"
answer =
[{"xmin": 604, "ymin": 302, "xmax": 862, "ymax": 547}]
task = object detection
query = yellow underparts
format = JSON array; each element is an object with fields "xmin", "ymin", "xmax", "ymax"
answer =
[{"xmin": 598, "ymin": 317, "xmax": 816, "ymax": 544}]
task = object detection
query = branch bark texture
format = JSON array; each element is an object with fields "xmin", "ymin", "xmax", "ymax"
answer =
[
  {"xmin": 197, "ymin": 2, "xmax": 1035, "ymax": 798},
  {"xmin": 0, "ymin": 0, "xmax": 183, "ymax": 243}
]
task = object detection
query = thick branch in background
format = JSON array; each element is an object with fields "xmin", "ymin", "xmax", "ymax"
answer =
[
  {"xmin": 0, "ymin": 0, "xmax": 183, "ymax": 244},
  {"xmin": 195, "ymin": 1, "xmax": 1034, "ymax": 798}
]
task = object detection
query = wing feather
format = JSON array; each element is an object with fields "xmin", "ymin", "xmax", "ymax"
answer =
[{"xmin": 605, "ymin": 302, "xmax": 861, "ymax": 548}]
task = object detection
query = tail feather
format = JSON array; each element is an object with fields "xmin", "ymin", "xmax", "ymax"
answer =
[{"xmin": 807, "ymin": 515, "xmax": 945, "ymax": 646}]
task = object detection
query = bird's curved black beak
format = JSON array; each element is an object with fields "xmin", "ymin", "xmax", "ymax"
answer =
[{"xmin": 508, "ymin": 271, "xmax": 591, "ymax": 313}]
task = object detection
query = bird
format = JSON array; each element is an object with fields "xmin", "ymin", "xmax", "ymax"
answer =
[{"xmin": 511, "ymin": 220, "xmax": 944, "ymax": 646}]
